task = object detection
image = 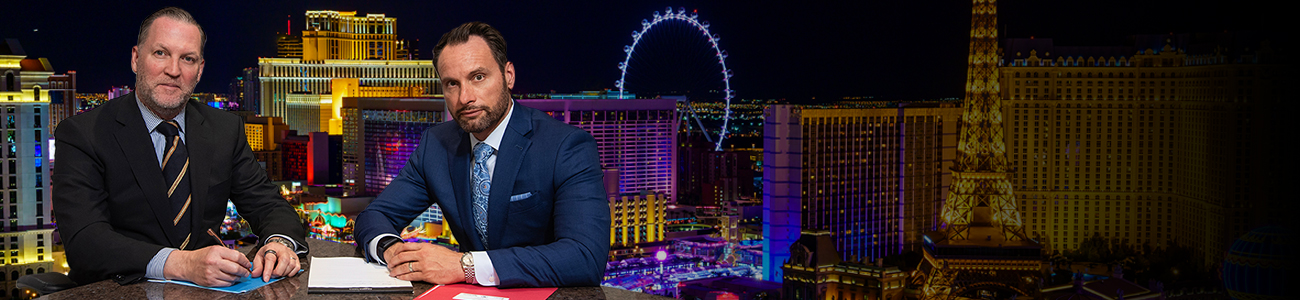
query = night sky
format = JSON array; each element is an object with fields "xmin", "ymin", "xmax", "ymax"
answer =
[{"xmin": 6, "ymin": 0, "xmax": 1282, "ymax": 101}]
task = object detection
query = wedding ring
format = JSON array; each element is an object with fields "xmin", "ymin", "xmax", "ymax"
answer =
[
  {"xmin": 407, "ymin": 262, "xmax": 414, "ymax": 273},
  {"xmin": 265, "ymin": 249, "xmax": 278, "ymax": 257}
]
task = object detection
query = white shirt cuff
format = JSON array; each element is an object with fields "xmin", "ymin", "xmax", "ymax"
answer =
[
  {"xmin": 265, "ymin": 234, "xmax": 306, "ymax": 254},
  {"xmin": 368, "ymin": 233, "xmax": 402, "ymax": 264},
  {"xmin": 146, "ymin": 248, "xmax": 176, "ymax": 280},
  {"xmin": 471, "ymin": 251, "xmax": 498, "ymax": 286}
]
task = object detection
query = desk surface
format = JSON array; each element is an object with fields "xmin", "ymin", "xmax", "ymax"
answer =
[{"xmin": 40, "ymin": 238, "xmax": 669, "ymax": 300}]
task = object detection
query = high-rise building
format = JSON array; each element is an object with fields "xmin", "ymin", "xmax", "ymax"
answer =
[
  {"xmin": 276, "ymin": 34, "xmax": 303, "ymax": 59},
  {"xmin": 302, "ymin": 11, "xmax": 415, "ymax": 61},
  {"xmin": 241, "ymin": 114, "xmax": 287, "ymax": 181},
  {"xmin": 608, "ymin": 190, "xmax": 667, "ymax": 247},
  {"xmin": 45, "ymin": 71, "xmax": 75, "ymax": 133},
  {"xmin": 518, "ymin": 98, "xmax": 678, "ymax": 200},
  {"xmin": 281, "ymin": 131, "xmax": 309, "ymax": 181},
  {"xmin": 259, "ymin": 59, "xmax": 437, "ymax": 122},
  {"xmin": 0, "ymin": 38, "xmax": 56, "ymax": 294},
  {"xmin": 998, "ymin": 32, "xmax": 1283, "ymax": 265},
  {"xmin": 340, "ymin": 97, "xmax": 446, "ymax": 227},
  {"xmin": 339, "ymin": 97, "xmax": 445, "ymax": 196},
  {"xmin": 762, "ymin": 103, "xmax": 960, "ymax": 282},
  {"xmin": 228, "ymin": 67, "xmax": 260, "ymax": 113},
  {"xmin": 260, "ymin": 11, "xmax": 437, "ymax": 121}
]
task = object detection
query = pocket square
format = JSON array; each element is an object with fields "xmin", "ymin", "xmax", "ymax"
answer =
[{"xmin": 510, "ymin": 192, "xmax": 534, "ymax": 202}]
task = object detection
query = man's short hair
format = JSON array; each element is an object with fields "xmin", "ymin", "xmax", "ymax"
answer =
[
  {"xmin": 137, "ymin": 7, "xmax": 207, "ymax": 58},
  {"xmin": 433, "ymin": 22, "xmax": 508, "ymax": 73}
]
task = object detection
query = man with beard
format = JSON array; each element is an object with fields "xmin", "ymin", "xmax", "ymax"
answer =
[
  {"xmin": 53, "ymin": 7, "xmax": 306, "ymax": 287},
  {"xmin": 355, "ymin": 22, "xmax": 609, "ymax": 287}
]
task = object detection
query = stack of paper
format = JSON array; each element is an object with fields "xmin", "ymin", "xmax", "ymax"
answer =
[{"xmin": 307, "ymin": 257, "xmax": 413, "ymax": 293}]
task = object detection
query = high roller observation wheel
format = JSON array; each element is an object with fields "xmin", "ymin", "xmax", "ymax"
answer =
[{"xmin": 616, "ymin": 6, "xmax": 734, "ymax": 151}]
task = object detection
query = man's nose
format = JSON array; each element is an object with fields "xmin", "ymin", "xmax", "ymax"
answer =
[{"xmin": 163, "ymin": 58, "xmax": 182, "ymax": 77}]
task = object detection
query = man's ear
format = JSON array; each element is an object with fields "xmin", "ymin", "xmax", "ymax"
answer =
[
  {"xmin": 503, "ymin": 61, "xmax": 515, "ymax": 90},
  {"xmin": 131, "ymin": 46, "xmax": 139, "ymax": 74}
]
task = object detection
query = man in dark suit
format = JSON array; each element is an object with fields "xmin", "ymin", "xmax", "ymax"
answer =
[
  {"xmin": 53, "ymin": 7, "xmax": 306, "ymax": 287},
  {"xmin": 354, "ymin": 22, "xmax": 609, "ymax": 287}
]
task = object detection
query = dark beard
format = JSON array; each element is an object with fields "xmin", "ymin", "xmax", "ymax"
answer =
[{"xmin": 455, "ymin": 85, "xmax": 512, "ymax": 134}]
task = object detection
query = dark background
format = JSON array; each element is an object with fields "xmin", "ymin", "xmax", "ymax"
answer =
[{"xmin": 5, "ymin": 0, "xmax": 1285, "ymax": 101}]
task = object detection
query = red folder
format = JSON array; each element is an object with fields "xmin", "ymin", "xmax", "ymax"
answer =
[{"xmin": 414, "ymin": 283, "xmax": 558, "ymax": 300}]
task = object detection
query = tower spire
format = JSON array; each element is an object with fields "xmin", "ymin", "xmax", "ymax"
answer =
[{"xmin": 940, "ymin": 0, "xmax": 1025, "ymax": 242}]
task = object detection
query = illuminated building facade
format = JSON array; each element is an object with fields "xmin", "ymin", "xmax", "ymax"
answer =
[
  {"xmin": 276, "ymin": 34, "xmax": 302, "ymax": 59},
  {"xmin": 228, "ymin": 67, "xmax": 260, "ymax": 113},
  {"xmin": 237, "ymin": 113, "xmax": 287, "ymax": 181},
  {"xmin": 999, "ymin": 32, "xmax": 1282, "ymax": 266},
  {"xmin": 285, "ymin": 93, "xmax": 331, "ymax": 133},
  {"xmin": 782, "ymin": 231, "xmax": 907, "ymax": 300},
  {"xmin": 45, "ymin": 71, "xmax": 75, "ymax": 133},
  {"xmin": 0, "ymin": 39, "xmax": 56, "ymax": 297},
  {"xmin": 762, "ymin": 104, "xmax": 960, "ymax": 282},
  {"xmin": 608, "ymin": 190, "xmax": 667, "ymax": 247},
  {"xmin": 258, "ymin": 58, "xmax": 436, "ymax": 126},
  {"xmin": 517, "ymin": 98, "xmax": 678, "ymax": 201},
  {"xmin": 281, "ymin": 132, "xmax": 308, "ymax": 181},
  {"xmin": 302, "ymin": 11, "xmax": 412, "ymax": 61},
  {"xmin": 339, "ymin": 97, "xmax": 446, "ymax": 227}
]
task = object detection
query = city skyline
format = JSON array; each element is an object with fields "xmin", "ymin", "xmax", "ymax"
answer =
[
  {"xmin": 5, "ymin": 0, "xmax": 1283, "ymax": 100},
  {"xmin": 1, "ymin": 1, "xmax": 1290, "ymax": 298}
]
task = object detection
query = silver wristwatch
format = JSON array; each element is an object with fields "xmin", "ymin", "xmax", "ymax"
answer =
[
  {"xmin": 267, "ymin": 237, "xmax": 295, "ymax": 251},
  {"xmin": 460, "ymin": 252, "xmax": 477, "ymax": 284}
]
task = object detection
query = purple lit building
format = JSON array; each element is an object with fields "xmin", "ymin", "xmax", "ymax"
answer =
[
  {"xmin": 517, "ymin": 98, "xmax": 677, "ymax": 201},
  {"xmin": 340, "ymin": 97, "xmax": 446, "ymax": 224},
  {"xmin": 762, "ymin": 103, "xmax": 960, "ymax": 282}
]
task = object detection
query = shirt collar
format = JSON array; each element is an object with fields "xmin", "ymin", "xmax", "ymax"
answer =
[
  {"xmin": 468, "ymin": 100, "xmax": 514, "ymax": 151},
  {"xmin": 136, "ymin": 94, "xmax": 187, "ymax": 134}
]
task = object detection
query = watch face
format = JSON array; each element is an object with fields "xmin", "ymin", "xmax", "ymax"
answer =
[{"xmin": 461, "ymin": 253, "xmax": 474, "ymax": 266}]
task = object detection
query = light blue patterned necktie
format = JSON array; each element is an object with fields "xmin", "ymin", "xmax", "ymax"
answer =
[{"xmin": 472, "ymin": 142, "xmax": 494, "ymax": 247}]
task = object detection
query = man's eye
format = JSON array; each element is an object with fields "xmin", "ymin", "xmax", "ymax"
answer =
[
  {"xmin": 184, "ymin": 57, "xmax": 195, "ymax": 63},
  {"xmin": 154, "ymin": 50, "xmax": 165, "ymax": 56},
  {"xmin": 474, "ymin": 74, "xmax": 485, "ymax": 81}
]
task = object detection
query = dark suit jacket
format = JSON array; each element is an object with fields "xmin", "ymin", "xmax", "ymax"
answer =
[
  {"xmin": 53, "ymin": 93, "xmax": 307, "ymax": 285},
  {"xmin": 355, "ymin": 102, "xmax": 610, "ymax": 287}
]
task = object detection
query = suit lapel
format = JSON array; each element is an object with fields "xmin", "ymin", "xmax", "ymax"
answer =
[
  {"xmin": 487, "ymin": 103, "xmax": 532, "ymax": 248},
  {"xmin": 111, "ymin": 94, "xmax": 179, "ymax": 246},
  {"xmin": 185, "ymin": 102, "xmax": 212, "ymax": 238},
  {"xmin": 449, "ymin": 131, "xmax": 480, "ymax": 250}
]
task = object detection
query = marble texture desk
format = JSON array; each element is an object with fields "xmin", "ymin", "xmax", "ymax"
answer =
[{"xmin": 39, "ymin": 238, "xmax": 668, "ymax": 300}]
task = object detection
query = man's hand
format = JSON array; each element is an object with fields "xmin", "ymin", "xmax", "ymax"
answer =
[
  {"xmin": 251, "ymin": 239, "xmax": 301, "ymax": 282},
  {"xmin": 163, "ymin": 245, "xmax": 252, "ymax": 287},
  {"xmin": 383, "ymin": 242, "xmax": 465, "ymax": 284}
]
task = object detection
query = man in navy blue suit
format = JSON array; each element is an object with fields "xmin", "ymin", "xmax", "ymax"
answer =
[{"xmin": 354, "ymin": 22, "xmax": 610, "ymax": 287}]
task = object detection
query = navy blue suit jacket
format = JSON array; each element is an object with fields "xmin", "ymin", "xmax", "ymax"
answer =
[{"xmin": 355, "ymin": 102, "xmax": 610, "ymax": 287}]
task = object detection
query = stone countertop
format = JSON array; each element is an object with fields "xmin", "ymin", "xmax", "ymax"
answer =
[{"xmin": 39, "ymin": 238, "xmax": 669, "ymax": 300}]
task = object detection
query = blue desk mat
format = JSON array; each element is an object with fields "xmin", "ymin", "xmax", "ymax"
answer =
[{"xmin": 149, "ymin": 270, "xmax": 303, "ymax": 293}]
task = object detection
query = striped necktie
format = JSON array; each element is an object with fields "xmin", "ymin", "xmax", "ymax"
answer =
[{"xmin": 156, "ymin": 120, "xmax": 192, "ymax": 248}]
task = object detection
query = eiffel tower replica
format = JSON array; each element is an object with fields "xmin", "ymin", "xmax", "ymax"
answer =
[{"xmin": 914, "ymin": 0, "xmax": 1044, "ymax": 299}]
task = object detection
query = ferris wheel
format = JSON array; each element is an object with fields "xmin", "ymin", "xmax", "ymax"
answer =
[{"xmin": 616, "ymin": 7, "xmax": 734, "ymax": 151}]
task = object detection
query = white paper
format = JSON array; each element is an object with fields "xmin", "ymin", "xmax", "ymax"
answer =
[{"xmin": 307, "ymin": 257, "xmax": 413, "ymax": 289}]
